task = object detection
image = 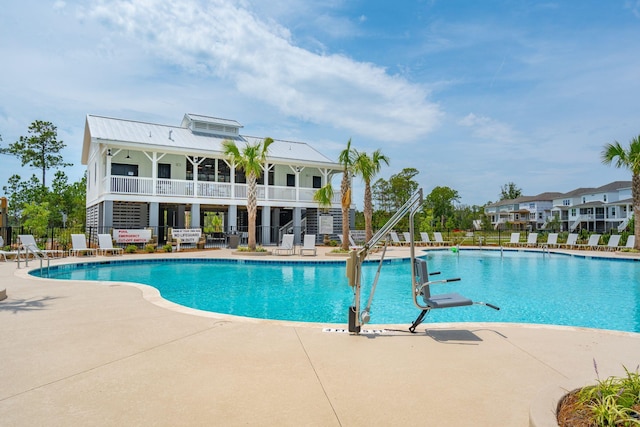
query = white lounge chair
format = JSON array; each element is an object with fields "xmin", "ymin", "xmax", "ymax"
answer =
[
  {"xmin": 98, "ymin": 234, "xmax": 124, "ymax": 256},
  {"xmin": 559, "ymin": 233, "xmax": 578, "ymax": 249},
  {"xmin": 274, "ymin": 234, "xmax": 295, "ymax": 255},
  {"xmin": 389, "ymin": 231, "xmax": 405, "ymax": 246},
  {"xmin": 18, "ymin": 234, "xmax": 64, "ymax": 258},
  {"xmin": 505, "ymin": 232, "xmax": 520, "ymax": 247},
  {"xmin": 338, "ymin": 234, "xmax": 363, "ymax": 250},
  {"xmin": 623, "ymin": 235, "xmax": 636, "ymax": 249},
  {"xmin": 402, "ymin": 232, "xmax": 414, "ymax": 246},
  {"xmin": 419, "ymin": 232, "xmax": 433, "ymax": 246},
  {"xmin": 599, "ymin": 234, "xmax": 621, "ymax": 251},
  {"xmin": 0, "ymin": 236, "xmax": 19, "ymax": 261},
  {"xmin": 543, "ymin": 233, "xmax": 559, "ymax": 248},
  {"xmin": 299, "ymin": 234, "xmax": 317, "ymax": 256},
  {"xmin": 433, "ymin": 232, "xmax": 451, "ymax": 246},
  {"xmin": 523, "ymin": 232, "xmax": 538, "ymax": 247},
  {"xmin": 575, "ymin": 234, "xmax": 601, "ymax": 250},
  {"xmin": 69, "ymin": 234, "xmax": 97, "ymax": 257}
]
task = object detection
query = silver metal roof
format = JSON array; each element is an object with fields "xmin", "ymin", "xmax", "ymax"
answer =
[
  {"xmin": 83, "ymin": 115, "xmax": 338, "ymax": 167},
  {"xmin": 183, "ymin": 113, "xmax": 242, "ymax": 128}
]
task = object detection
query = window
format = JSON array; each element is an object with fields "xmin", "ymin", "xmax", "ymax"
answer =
[
  {"xmin": 158, "ymin": 163, "xmax": 171, "ymax": 179},
  {"xmin": 603, "ymin": 194, "xmax": 607, "ymax": 202},
  {"xmin": 563, "ymin": 199, "xmax": 570, "ymax": 206},
  {"xmin": 313, "ymin": 176, "xmax": 322, "ymax": 188},
  {"xmin": 286, "ymin": 173, "xmax": 295, "ymax": 187},
  {"xmin": 111, "ymin": 163, "xmax": 138, "ymax": 176}
]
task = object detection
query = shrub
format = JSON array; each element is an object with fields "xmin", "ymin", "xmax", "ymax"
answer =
[
  {"xmin": 125, "ymin": 245, "xmax": 137, "ymax": 254},
  {"xmin": 236, "ymin": 246, "xmax": 267, "ymax": 252},
  {"xmin": 145, "ymin": 244, "xmax": 156, "ymax": 253},
  {"xmin": 575, "ymin": 361, "xmax": 640, "ymax": 425},
  {"xmin": 162, "ymin": 244, "xmax": 173, "ymax": 252}
]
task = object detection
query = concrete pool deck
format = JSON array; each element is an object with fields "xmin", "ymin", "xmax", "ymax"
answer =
[{"xmin": 1, "ymin": 246, "xmax": 639, "ymax": 426}]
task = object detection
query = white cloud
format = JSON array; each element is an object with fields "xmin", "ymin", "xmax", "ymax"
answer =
[
  {"xmin": 86, "ymin": 0, "xmax": 442, "ymax": 142},
  {"xmin": 458, "ymin": 113, "xmax": 518, "ymax": 143},
  {"xmin": 626, "ymin": 0, "xmax": 640, "ymax": 18}
]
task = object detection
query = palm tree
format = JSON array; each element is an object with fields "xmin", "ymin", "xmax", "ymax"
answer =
[
  {"xmin": 222, "ymin": 137, "xmax": 274, "ymax": 251},
  {"xmin": 338, "ymin": 139, "xmax": 357, "ymax": 251},
  {"xmin": 601, "ymin": 135, "xmax": 640, "ymax": 250},
  {"xmin": 313, "ymin": 183, "xmax": 334, "ymax": 244},
  {"xmin": 353, "ymin": 149, "xmax": 389, "ymax": 242}
]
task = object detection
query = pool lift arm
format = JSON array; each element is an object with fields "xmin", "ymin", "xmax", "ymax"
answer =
[
  {"xmin": 346, "ymin": 188, "xmax": 499, "ymax": 334},
  {"xmin": 346, "ymin": 189, "xmax": 424, "ymax": 333}
]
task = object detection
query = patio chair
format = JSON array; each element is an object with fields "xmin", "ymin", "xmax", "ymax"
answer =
[
  {"xmin": 433, "ymin": 232, "xmax": 451, "ymax": 246},
  {"xmin": 0, "ymin": 236, "xmax": 19, "ymax": 261},
  {"xmin": 419, "ymin": 232, "xmax": 433, "ymax": 246},
  {"xmin": 543, "ymin": 233, "xmax": 559, "ymax": 248},
  {"xmin": 18, "ymin": 234, "xmax": 64, "ymax": 258},
  {"xmin": 409, "ymin": 258, "xmax": 500, "ymax": 333},
  {"xmin": 299, "ymin": 234, "xmax": 317, "ymax": 256},
  {"xmin": 623, "ymin": 235, "xmax": 636, "ymax": 249},
  {"xmin": 559, "ymin": 233, "xmax": 578, "ymax": 249},
  {"xmin": 98, "ymin": 234, "xmax": 124, "ymax": 256},
  {"xmin": 599, "ymin": 235, "xmax": 621, "ymax": 251},
  {"xmin": 389, "ymin": 231, "xmax": 405, "ymax": 246},
  {"xmin": 338, "ymin": 234, "xmax": 363, "ymax": 250},
  {"xmin": 505, "ymin": 232, "xmax": 520, "ymax": 247},
  {"xmin": 402, "ymin": 232, "xmax": 414, "ymax": 246},
  {"xmin": 69, "ymin": 234, "xmax": 97, "ymax": 257},
  {"xmin": 274, "ymin": 234, "xmax": 295, "ymax": 255},
  {"xmin": 575, "ymin": 234, "xmax": 601, "ymax": 250},
  {"xmin": 525, "ymin": 232, "xmax": 538, "ymax": 247}
]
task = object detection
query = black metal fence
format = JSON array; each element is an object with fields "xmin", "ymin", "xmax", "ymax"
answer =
[
  {"xmin": 0, "ymin": 225, "xmax": 314, "ymax": 252},
  {"xmin": 2, "ymin": 226, "xmax": 627, "ymax": 252}
]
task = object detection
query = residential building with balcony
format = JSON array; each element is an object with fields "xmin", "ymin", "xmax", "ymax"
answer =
[
  {"xmin": 484, "ymin": 192, "xmax": 562, "ymax": 230},
  {"xmin": 484, "ymin": 181, "xmax": 633, "ymax": 232},
  {"xmin": 550, "ymin": 181, "xmax": 633, "ymax": 233},
  {"xmin": 81, "ymin": 113, "xmax": 345, "ymax": 246}
]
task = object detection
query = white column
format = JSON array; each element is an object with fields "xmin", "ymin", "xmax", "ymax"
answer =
[
  {"xmin": 227, "ymin": 205, "xmax": 237, "ymax": 232},
  {"xmin": 293, "ymin": 207, "xmax": 302, "ymax": 245},
  {"xmin": 191, "ymin": 203, "xmax": 201, "ymax": 228},
  {"xmin": 261, "ymin": 207, "xmax": 271, "ymax": 245}
]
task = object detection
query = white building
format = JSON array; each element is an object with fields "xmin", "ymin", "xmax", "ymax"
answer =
[
  {"xmin": 550, "ymin": 181, "xmax": 633, "ymax": 233},
  {"xmin": 484, "ymin": 192, "xmax": 562, "ymax": 230},
  {"xmin": 485, "ymin": 181, "xmax": 633, "ymax": 232},
  {"xmin": 81, "ymin": 113, "xmax": 345, "ymax": 246}
]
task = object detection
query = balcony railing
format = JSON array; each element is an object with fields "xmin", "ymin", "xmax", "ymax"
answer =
[{"xmin": 105, "ymin": 175, "xmax": 341, "ymax": 204}]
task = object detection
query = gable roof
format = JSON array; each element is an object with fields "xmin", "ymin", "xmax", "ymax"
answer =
[
  {"xmin": 82, "ymin": 114, "xmax": 339, "ymax": 167},
  {"xmin": 485, "ymin": 192, "xmax": 562, "ymax": 208}
]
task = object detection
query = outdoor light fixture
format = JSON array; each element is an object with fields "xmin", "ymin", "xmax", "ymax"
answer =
[
  {"xmin": 107, "ymin": 149, "xmax": 112, "ymax": 156},
  {"xmin": 126, "ymin": 150, "xmax": 131, "ymax": 159}
]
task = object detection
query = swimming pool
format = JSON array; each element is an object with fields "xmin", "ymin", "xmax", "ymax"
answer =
[{"xmin": 34, "ymin": 250, "xmax": 640, "ymax": 332}]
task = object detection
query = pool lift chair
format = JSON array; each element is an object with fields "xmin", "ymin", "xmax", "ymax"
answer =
[{"xmin": 346, "ymin": 189, "xmax": 499, "ymax": 334}]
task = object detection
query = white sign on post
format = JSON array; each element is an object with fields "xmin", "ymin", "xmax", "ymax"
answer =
[
  {"xmin": 113, "ymin": 229, "xmax": 152, "ymax": 244},
  {"xmin": 319, "ymin": 215, "xmax": 334, "ymax": 235},
  {"xmin": 171, "ymin": 229, "xmax": 202, "ymax": 244}
]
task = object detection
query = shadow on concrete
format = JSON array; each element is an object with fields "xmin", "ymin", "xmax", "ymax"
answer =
[
  {"xmin": 0, "ymin": 295, "xmax": 60, "ymax": 313},
  {"xmin": 426, "ymin": 329, "xmax": 483, "ymax": 344}
]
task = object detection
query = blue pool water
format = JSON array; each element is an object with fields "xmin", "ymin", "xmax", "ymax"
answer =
[{"xmin": 34, "ymin": 250, "xmax": 640, "ymax": 332}]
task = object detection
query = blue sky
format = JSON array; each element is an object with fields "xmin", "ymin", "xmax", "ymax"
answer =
[{"xmin": 1, "ymin": 0, "xmax": 639, "ymax": 207}]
